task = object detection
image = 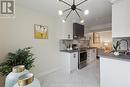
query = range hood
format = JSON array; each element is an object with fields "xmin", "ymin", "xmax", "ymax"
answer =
[{"xmin": 73, "ymin": 23, "xmax": 84, "ymax": 39}]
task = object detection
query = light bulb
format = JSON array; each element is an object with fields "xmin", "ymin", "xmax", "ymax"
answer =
[
  {"xmin": 62, "ymin": 19, "xmax": 66, "ymax": 23},
  {"xmin": 58, "ymin": 10, "xmax": 63, "ymax": 16},
  {"xmin": 84, "ymin": 10, "xmax": 89, "ymax": 15},
  {"xmin": 80, "ymin": 20, "xmax": 84, "ymax": 23}
]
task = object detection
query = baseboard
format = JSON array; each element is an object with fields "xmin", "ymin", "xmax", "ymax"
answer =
[{"xmin": 35, "ymin": 67, "xmax": 61, "ymax": 78}]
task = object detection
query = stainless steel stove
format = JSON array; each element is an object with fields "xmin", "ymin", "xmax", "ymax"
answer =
[{"xmin": 78, "ymin": 48, "xmax": 87, "ymax": 69}]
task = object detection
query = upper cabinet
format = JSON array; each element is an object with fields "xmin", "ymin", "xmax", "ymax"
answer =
[
  {"xmin": 59, "ymin": 22, "xmax": 85, "ymax": 39},
  {"xmin": 73, "ymin": 23, "xmax": 84, "ymax": 39},
  {"xmin": 112, "ymin": 0, "xmax": 130, "ymax": 37}
]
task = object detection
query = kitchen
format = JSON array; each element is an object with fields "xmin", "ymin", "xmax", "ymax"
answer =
[
  {"xmin": 59, "ymin": 0, "xmax": 130, "ymax": 86},
  {"xmin": 60, "ymin": 23, "xmax": 100, "ymax": 73}
]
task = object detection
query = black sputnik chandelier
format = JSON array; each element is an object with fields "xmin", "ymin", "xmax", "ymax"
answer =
[{"xmin": 58, "ymin": 0, "xmax": 89, "ymax": 23}]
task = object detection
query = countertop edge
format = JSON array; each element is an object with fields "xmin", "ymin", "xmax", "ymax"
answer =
[
  {"xmin": 60, "ymin": 50, "xmax": 79, "ymax": 53},
  {"xmin": 99, "ymin": 54, "xmax": 130, "ymax": 62}
]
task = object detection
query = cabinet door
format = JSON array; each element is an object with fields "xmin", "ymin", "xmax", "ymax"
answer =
[
  {"xmin": 100, "ymin": 57, "xmax": 130, "ymax": 87},
  {"xmin": 87, "ymin": 49, "xmax": 96, "ymax": 63},
  {"xmin": 91, "ymin": 49, "xmax": 96, "ymax": 61},
  {"xmin": 112, "ymin": 0, "xmax": 130, "ymax": 37},
  {"xmin": 70, "ymin": 52, "xmax": 78, "ymax": 72}
]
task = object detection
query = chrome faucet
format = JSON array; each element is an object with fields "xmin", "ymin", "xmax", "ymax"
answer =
[{"xmin": 119, "ymin": 39, "xmax": 129, "ymax": 54}]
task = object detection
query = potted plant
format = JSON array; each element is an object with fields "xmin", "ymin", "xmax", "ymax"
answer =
[
  {"xmin": 113, "ymin": 41, "xmax": 120, "ymax": 56},
  {"xmin": 0, "ymin": 47, "xmax": 35, "ymax": 76}
]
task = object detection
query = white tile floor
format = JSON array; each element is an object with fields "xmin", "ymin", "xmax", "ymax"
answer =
[{"xmin": 38, "ymin": 61, "xmax": 100, "ymax": 87}]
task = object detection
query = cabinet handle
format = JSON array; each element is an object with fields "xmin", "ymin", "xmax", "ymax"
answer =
[{"xmin": 74, "ymin": 54, "xmax": 76, "ymax": 58}]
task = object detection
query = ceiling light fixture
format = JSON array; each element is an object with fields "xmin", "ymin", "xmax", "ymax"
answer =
[
  {"xmin": 58, "ymin": 0, "xmax": 88, "ymax": 22},
  {"xmin": 80, "ymin": 19, "xmax": 84, "ymax": 23},
  {"xmin": 62, "ymin": 19, "xmax": 66, "ymax": 23},
  {"xmin": 58, "ymin": 10, "xmax": 63, "ymax": 15},
  {"xmin": 84, "ymin": 9, "xmax": 89, "ymax": 15}
]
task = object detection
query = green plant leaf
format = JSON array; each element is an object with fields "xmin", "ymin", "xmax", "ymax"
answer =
[
  {"xmin": 0, "ymin": 47, "xmax": 35, "ymax": 76},
  {"xmin": 113, "ymin": 41, "xmax": 121, "ymax": 52}
]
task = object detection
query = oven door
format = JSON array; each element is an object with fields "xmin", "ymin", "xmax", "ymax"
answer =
[{"xmin": 78, "ymin": 51, "xmax": 87, "ymax": 69}]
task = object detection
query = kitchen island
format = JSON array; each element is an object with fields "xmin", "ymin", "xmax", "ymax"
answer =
[{"xmin": 100, "ymin": 53, "xmax": 130, "ymax": 87}]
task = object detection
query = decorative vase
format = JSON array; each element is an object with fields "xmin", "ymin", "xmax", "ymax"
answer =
[
  {"xmin": 13, "ymin": 73, "xmax": 41, "ymax": 87},
  {"xmin": 114, "ymin": 51, "xmax": 119, "ymax": 56},
  {"xmin": 5, "ymin": 65, "xmax": 29, "ymax": 87}
]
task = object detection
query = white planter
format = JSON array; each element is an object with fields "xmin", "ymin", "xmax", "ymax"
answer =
[{"xmin": 5, "ymin": 65, "xmax": 29, "ymax": 87}]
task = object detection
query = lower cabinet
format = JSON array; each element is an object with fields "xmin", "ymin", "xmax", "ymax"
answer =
[
  {"xmin": 61, "ymin": 52, "xmax": 78, "ymax": 74},
  {"xmin": 100, "ymin": 57, "xmax": 130, "ymax": 87},
  {"xmin": 87, "ymin": 48, "xmax": 96, "ymax": 64}
]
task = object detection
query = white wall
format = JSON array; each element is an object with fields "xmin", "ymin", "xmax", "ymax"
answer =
[
  {"xmin": 0, "ymin": 5, "xmax": 64, "ymax": 77},
  {"xmin": 60, "ymin": 22, "xmax": 73, "ymax": 39},
  {"xmin": 112, "ymin": 0, "xmax": 130, "ymax": 37}
]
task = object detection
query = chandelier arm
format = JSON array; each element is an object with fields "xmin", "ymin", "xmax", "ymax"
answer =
[
  {"xmin": 73, "ymin": 0, "xmax": 75, "ymax": 4},
  {"xmin": 66, "ymin": 10, "xmax": 72, "ymax": 20},
  {"xmin": 76, "ymin": 0, "xmax": 88, "ymax": 6},
  {"xmin": 60, "ymin": 0, "xmax": 71, "ymax": 6},
  {"xmin": 76, "ymin": 8, "xmax": 83, "ymax": 12},
  {"xmin": 75, "ymin": 10, "xmax": 81, "ymax": 18},
  {"xmin": 63, "ymin": 8, "xmax": 71, "ymax": 13}
]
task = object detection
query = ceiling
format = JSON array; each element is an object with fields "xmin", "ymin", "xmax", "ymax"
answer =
[{"xmin": 16, "ymin": 0, "xmax": 112, "ymax": 27}]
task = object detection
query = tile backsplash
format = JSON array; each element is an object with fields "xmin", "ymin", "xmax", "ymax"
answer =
[{"xmin": 113, "ymin": 37, "xmax": 130, "ymax": 51}]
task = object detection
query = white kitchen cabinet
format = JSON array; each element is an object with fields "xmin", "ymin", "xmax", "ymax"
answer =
[
  {"xmin": 112, "ymin": 0, "xmax": 130, "ymax": 37},
  {"xmin": 87, "ymin": 48, "xmax": 96, "ymax": 64},
  {"xmin": 61, "ymin": 52, "xmax": 78, "ymax": 74},
  {"xmin": 100, "ymin": 57, "xmax": 130, "ymax": 87}
]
